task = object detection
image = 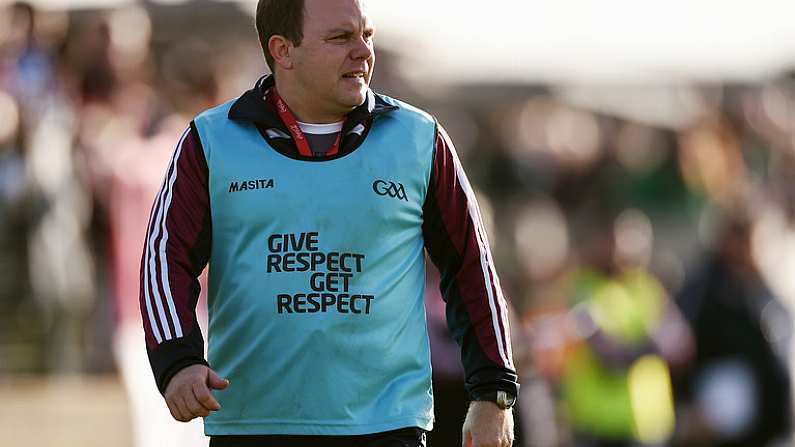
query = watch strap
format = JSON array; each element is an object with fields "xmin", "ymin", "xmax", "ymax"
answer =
[{"xmin": 472, "ymin": 389, "xmax": 517, "ymax": 410}]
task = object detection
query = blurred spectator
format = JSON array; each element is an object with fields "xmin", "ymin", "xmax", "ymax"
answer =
[
  {"xmin": 677, "ymin": 113, "xmax": 748, "ymax": 210},
  {"xmin": 1, "ymin": 2, "xmax": 57, "ymax": 116},
  {"xmin": 1, "ymin": 1, "xmax": 97, "ymax": 375},
  {"xmin": 556, "ymin": 208, "xmax": 692, "ymax": 447},
  {"xmin": 25, "ymin": 55, "xmax": 95, "ymax": 374},
  {"xmin": 674, "ymin": 217, "xmax": 792, "ymax": 447},
  {"xmin": 0, "ymin": 90, "xmax": 40, "ymax": 372},
  {"xmin": 80, "ymin": 20, "xmax": 220, "ymax": 446}
]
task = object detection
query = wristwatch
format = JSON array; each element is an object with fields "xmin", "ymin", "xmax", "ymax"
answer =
[{"xmin": 473, "ymin": 390, "xmax": 517, "ymax": 410}]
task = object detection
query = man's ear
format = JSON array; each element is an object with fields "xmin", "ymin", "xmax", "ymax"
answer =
[{"xmin": 268, "ymin": 35, "xmax": 294, "ymax": 70}]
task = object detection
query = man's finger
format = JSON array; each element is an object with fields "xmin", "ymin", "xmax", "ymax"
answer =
[
  {"xmin": 184, "ymin": 392, "xmax": 210, "ymax": 418},
  {"xmin": 207, "ymin": 368, "xmax": 230, "ymax": 390},
  {"xmin": 182, "ymin": 393, "xmax": 204, "ymax": 421},
  {"xmin": 193, "ymin": 382, "xmax": 221, "ymax": 411},
  {"xmin": 171, "ymin": 395, "xmax": 191, "ymax": 422},
  {"xmin": 167, "ymin": 399, "xmax": 185, "ymax": 422},
  {"xmin": 179, "ymin": 394, "xmax": 198, "ymax": 421}
]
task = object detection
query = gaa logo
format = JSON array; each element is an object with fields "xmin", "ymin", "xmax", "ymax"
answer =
[{"xmin": 372, "ymin": 180, "xmax": 408, "ymax": 201}]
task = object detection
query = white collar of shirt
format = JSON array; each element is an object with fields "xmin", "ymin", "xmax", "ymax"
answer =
[{"xmin": 296, "ymin": 121, "xmax": 344, "ymax": 135}]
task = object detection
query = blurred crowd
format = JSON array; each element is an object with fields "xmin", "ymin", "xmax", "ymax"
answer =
[{"xmin": 2, "ymin": 2, "xmax": 795, "ymax": 447}]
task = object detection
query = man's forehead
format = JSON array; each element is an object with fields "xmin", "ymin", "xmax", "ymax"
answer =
[{"xmin": 304, "ymin": 0, "xmax": 373, "ymax": 30}]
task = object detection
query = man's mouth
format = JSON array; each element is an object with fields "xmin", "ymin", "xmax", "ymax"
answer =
[{"xmin": 342, "ymin": 71, "xmax": 366, "ymax": 79}]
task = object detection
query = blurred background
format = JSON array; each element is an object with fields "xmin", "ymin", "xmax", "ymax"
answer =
[{"xmin": 2, "ymin": 0, "xmax": 795, "ymax": 446}]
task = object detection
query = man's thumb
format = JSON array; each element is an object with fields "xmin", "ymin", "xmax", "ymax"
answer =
[{"xmin": 207, "ymin": 368, "xmax": 230, "ymax": 390}]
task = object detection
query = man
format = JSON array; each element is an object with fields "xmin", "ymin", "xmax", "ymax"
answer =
[{"xmin": 139, "ymin": 1, "xmax": 518, "ymax": 446}]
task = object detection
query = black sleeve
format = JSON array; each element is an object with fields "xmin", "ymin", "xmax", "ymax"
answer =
[
  {"xmin": 422, "ymin": 124, "xmax": 519, "ymax": 400},
  {"xmin": 138, "ymin": 123, "xmax": 212, "ymax": 394}
]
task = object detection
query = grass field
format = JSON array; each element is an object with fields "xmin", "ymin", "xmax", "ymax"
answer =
[{"xmin": 0, "ymin": 375, "xmax": 132, "ymax": 447}]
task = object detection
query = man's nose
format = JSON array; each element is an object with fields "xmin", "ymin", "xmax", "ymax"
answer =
[{"xmin": 351, "ymin": 36, "xmax": 373, "ymax": 60}]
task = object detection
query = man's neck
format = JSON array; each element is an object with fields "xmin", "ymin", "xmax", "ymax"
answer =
[{"xmin": 273, "ymin": 78, "xmax": 347, "ymax": 124}]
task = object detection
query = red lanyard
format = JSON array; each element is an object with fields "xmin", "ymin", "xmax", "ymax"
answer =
[{"xmin": 265, "ymin": 87, "xmax": 343, "ymax": 157}]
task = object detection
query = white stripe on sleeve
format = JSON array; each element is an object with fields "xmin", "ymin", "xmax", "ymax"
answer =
[
  {"xmin": 156, "ymin": 130, "xmax": 188, "ymax": 339},
  {"xmin": 443, "ymin": 128, "xmax": 512, "ymax": 368},
  {"xmin": 144, "ymin": 127, "xmax": 189, "ymax": 342},
  {"xmin": 142, "ymin": 198, "xmax": 164, "ymax": 344}
]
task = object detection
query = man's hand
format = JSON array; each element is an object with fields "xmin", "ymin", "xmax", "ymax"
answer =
[
  {"xmin": 164, "ymin": 364, "xmax": 230, "ymax": 422},
  {"xmin": 462, "ymin": 400, "xmax": 514, "ymax": 447}
]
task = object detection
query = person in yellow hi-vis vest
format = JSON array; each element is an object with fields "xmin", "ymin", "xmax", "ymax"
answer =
[{"xmin": 561, "ymin": 267, "xmax": 692, "ymax": 447}]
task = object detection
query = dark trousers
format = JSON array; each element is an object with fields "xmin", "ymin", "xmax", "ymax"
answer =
[{"xmin": 209, "ymin": 427, "xmax": 426, "ymax": 447}]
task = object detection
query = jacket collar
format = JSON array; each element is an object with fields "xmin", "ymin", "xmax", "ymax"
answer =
[
  {"xmin": 227, "ymin": 74, "xmax": 398, "ymax": 128},
  {"xmin": 226, "ymin": 74, "xmax": 399, "ymax": 160}
]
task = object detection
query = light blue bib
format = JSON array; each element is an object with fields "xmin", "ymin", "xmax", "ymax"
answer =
[{"xmin": 194, "ymin": 95, "xmax": 437, "ymax": 435}]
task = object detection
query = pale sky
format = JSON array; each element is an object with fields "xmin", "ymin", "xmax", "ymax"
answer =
[
  {"xmin": 363, "ymin": 0, "xmax": 795, "ymax": 83},
  {"xmin": 12, "ymin": 0, "xmax": 795, "ymax": 83}
]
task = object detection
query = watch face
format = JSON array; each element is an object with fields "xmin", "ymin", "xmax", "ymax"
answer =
[{"xmin": 496, "ymin": 391, "xmax": 516, "ymax": 409}]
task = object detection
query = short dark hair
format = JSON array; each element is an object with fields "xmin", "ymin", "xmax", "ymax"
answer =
[{"xmin": 256, "ymin": 0, "xmax": 305, "ymax": 72}]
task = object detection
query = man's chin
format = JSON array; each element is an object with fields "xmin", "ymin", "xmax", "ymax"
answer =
[{"xmin": 341, "ymin": 92, "xmax": 368, "ymax": 109}]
